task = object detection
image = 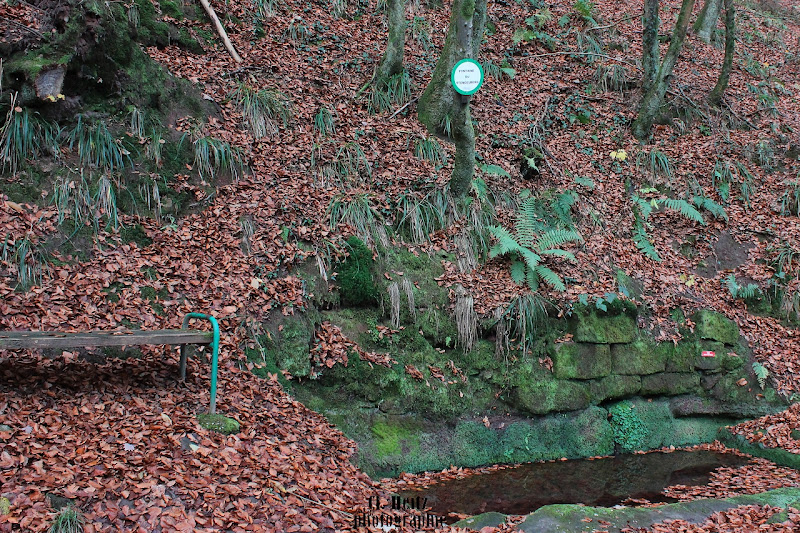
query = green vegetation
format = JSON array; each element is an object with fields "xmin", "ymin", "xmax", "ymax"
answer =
[
  {"xmin": 197, "ymin": 414, "xmax": 240, "ymax": 434},
  {"xmin": 230, "ymin": 83, "xmax": 293, "ymax": 138},
  {"xmin": 489, "ymin": 194, "xmax": 582, "ymax": 291},
  {"xmin": 48, "ymin": 506, "xmax": 84, "ymax": 533},
  {"xmin": 192, "ymin": 136, "xmax": 244, "ymax": 180},
  {"xmin": 334, "ymin": 236, "xmax": 378, "ymax": 306}
]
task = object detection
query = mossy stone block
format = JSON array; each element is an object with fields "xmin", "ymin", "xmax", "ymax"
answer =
[
  {"xmin": 573, "ymin": 313, "xmax": 637, "ymax": 344},
  {"xmin": 515, "ymin": 379, "xmax": 590, "ymax": 415},
  {"xmin": 670, "ymin": 417, "xmax": 733, "ymax": 447},
  {"xmin": 692, "ymin": 310, "xmax": 740, "ymax": 345},
  {"xmin": 694, "ymin": 341, "xmax": 725, "ymax": 371},
  {"xmin": 589, "ymin": 374, "xmax": 641, "ymax": 403},
  {"xmin": 197, "ymin": 414, "xmax": 240, "ymax": 435},
  {"xmin": 611, "ymin": 339, "xmax": 667, "ymax": 375},
  {"xmin": 609, "ymin": 399, "xmax": 673, "ymax": 451},
  {"xmin": 640, "ymin": 372, "xmax": 700, "ymax": 396},
  {"xmin": 551, "ymin": 342, "xmax": 611, "ymax": 380},
  {"xmin": 667, "ymin": 341, "xmax": 696, "ymax": 372},
  {"xmin": 453, "ymin": 512, "xmax": 507, "ymax": 529}
]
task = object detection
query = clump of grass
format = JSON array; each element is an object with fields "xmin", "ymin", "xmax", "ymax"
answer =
[
  {"xmin": 230, "ymin": 82, "xmax": 293, "ymax": 139},
  {"xmin": 394, "ymin": 191, "xmax": 446, "ymax": 243},
  {"xmin": 0, "ymin": 96, "xmax": 60, "ymax": 174},
  {"xmin": 331, "ymin": 141, "xmax": 371, "ymax": 184},
  {"xmin": 193, "ymin": 136, "xmax": 244, "ymax": 180},
  {"xmin": 49, "ymin": 505, "xmax": 84, "ymax": 533},
  {"xmin": 780, "ymin": 181, "xmax": 800, "ymax": 216},
  {"xmin": 413, "ymin": 136, "xmax": 446, "ymax": 167},
  {"xmin": 313, "ymin": 106, "xmax": 335, "ymax": 137},
  {"xmin": 69, "ymin": 115, "xmax": 132, "ymax": 172},
  {"xmin": 635, "ymin": 148, "xmax": 673, "ymax": 185},
  {"xmin": 368, "ymin": 71, "xmax": 412, "ymax": 114},
  {"xmin": 2, "ymin": 235, "xmax": 47, "ymax": 289},
  {"xmin": 593, "ymin": 63, "xmax": 629, "ymax": 92},
  {"xmin": 411, "ymin": 16, "xmax": 432, "ymax": 50},
  {"xmin": 328, "ymin": 193, "xmax": 386, "ymax": 248}
]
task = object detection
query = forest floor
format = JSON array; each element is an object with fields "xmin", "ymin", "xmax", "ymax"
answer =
[{"xmin": 2, "ymin": 0, "xmax": 800, "ymax": 530}]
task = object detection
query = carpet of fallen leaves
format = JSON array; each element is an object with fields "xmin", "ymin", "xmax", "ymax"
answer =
[{"xmin": 3, "ymin": 0, "xmax": 800, "ymax": 530}]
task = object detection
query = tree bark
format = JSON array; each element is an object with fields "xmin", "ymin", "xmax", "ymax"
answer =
[
  {"xmin": 632, "ymin": 0, "xmax": 696, "ymax": 140},
  {"xmin": 642, "ymin": 0, "xmax": 659, "ymax": 95},
  {"xmin": 695, "ymin": 0, "xmax": 723, "ymax": 43},
  {"xmin": 418, "ymin": 0, "xmax": 486, "ymax": 198},
  {"xmin": 376, "ymin": 0, "xmax": 407, "ymax": 82},
  {"xmin": 708, "ymin": 0, "xmax": 734, "ymax": 106}
]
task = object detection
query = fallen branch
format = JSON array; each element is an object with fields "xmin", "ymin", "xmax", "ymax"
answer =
[
  {"xmin": 388, "ymin": 96, "xmax": 420, "ymax": 119},
  {"xmin": 197, "ymin": 0, "xmax": 242, "ymax": 63}
]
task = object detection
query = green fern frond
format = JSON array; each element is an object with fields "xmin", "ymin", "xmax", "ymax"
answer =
[
  {"xmin": 515, "ymin": 197, "xmax": 541, "ymax": 247},
  {"xmin": 752, "ymin": 362, "xmax": 769, "ymax": 390},
  {"xmin": 534, "ymin": 265, "xmax": 567, "ymax": 291},
  {"xmin": 488, "ymin": 225, "xmax": 523, "ymax": 257},
  {"xmin": 692, "ymin": 195, "xmax": 728, "ymax": 221},
  {"xmin": 632, "ymin": 195, "xmax": 653, "ymax": 221},
  {"xmin": 535, "ymin": 229, "xmax": 582, "ymax": 251},
  {"xmin": 540, "ymin": 248, "xmax": 577, "ymax": 261},
  {"xmin": 662, "ymin": 198, "xmax": 706, "ymax": 225},
  {"xmin": 633, "ymin": 223, "xmax": 660, "ymax": 261},
  {"xmin": 510, "ymin": 260, "xmax": 526, "ymax": 284},
  {"xmin": 519, "ymin": 247, "xmax": 543, "ymax": 271}
]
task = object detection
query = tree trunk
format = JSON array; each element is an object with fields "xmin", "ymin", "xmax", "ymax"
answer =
[
  {"xmin": 642, "ymin": 0, "xmax": 659, "ymax": 94},
  {"xmin": 708, "ymin": 0, "xmax": 734, "ymax": 106},
  {"xmin": 418, "ymin": 0, "xmax": 487, "ymax": 198},
  {"xmin": 376, "ymin": 0, "xmax": 407, "ymax": 82},
  {"xmin": 632, "ymin": 0, "xmax": 696, "ymax": 140},
  {"xmin": 695, "ymin": 0, "xmax": 723, "ymax": 43}
]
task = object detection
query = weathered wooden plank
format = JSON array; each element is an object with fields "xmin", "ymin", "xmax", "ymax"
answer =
[{"xmin": 0, "ymin": 330, "xmax": 213, "ymax": 350}]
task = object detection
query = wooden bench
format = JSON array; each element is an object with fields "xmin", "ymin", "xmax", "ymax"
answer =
[{"xmin": 0, "ymin": 312, "xmax": 221, "ymax": 413}]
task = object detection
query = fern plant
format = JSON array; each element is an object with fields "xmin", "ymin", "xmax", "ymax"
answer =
[
  {"xmin": 631, "ymin": 191, "xmax": 708, "ymax": 261},
  {"xmin": 489, "ymin": 196, "xmax": 582, "ymax": 291},
  {"xmin": 752, "ymin": 362, "xmax": 769, "ymax": 390},
  {"xmin": 725, "ymin": 274, "xmax": 761, "ymax": 301}
]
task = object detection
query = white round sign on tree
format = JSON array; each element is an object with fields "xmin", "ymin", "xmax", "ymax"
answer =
[{"xmin": 451, "ymin": 58, "xmax": 484, "ymax": 96}]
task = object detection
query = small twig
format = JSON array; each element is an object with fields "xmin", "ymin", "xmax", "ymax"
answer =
[
  {"xmin": 721, "ymin": 100, "xmax": 758, "ymax": 130},
  {"xmin": 388, "ymin": 96, "xmax": 420, "ymax": 119}
]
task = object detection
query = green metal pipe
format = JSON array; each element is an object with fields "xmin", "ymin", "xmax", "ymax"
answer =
[{"xmin": 181, "ymin": 313, "xmax": 220, "ymax": 414}]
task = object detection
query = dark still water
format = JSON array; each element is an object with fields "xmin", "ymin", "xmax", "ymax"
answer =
[{"xmin": 401, "ymin": 451, "xmax": 749, "ymax": 517}]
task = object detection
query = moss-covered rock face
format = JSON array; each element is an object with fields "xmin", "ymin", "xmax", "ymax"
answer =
[
  {"xmin": 335, "ymin": 236, "xmax": 379, "ymax": 307},
  {"xmin": 640, "ymin": 372, "xmax": 701, "ymax": 396},
  {"xmin": 692, "ymin": 310, "xmax": 740, "ymax": 345},
  {"xmin": 589, "ymin": 374, "xmax": 641, "ymax": 403},
  {"xmin": 515, "ymin": 378, "xmax": 590, "ymax": 415},
  {"xmin": 572, "ymin": 312, "xmax": 637, "ymax": 344},
  {"xmin": 259, "ymin": 310, "xmax": 319, "ymax": 378},
  {"xmin": 611, "ymin": 339, "xmax": 667, "ymax": 375},
  {"xmin": 550, "ymin": 342, "xmax": 611, "ymax": 379}
]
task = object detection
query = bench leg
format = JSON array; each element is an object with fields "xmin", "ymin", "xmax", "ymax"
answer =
[{"xmin": 179, "ymin": 345, "xmax": 188, "ymax": 381}]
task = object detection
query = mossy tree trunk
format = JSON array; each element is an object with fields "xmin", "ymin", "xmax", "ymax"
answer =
[
  {"xmin": 632, "ymin": 0, "xmax": 696, "ymax": 141},
  {"xmin": 417, "ymin": 0, "xmax": 487, "ymax": 199},
  {"xmin": 694, "ymin": 0, "xmax": 723, "ymax": 43},
  {"xmin": 641, "ymin": 0, "xmax": 660, "ymax": 94},
  {"xmin": 376, "ymin": 0, "xmax": 407, "ymax": 83},
  {"xmin": 708, "ymin": 0, "xmax": 734, "ymax": 106}
]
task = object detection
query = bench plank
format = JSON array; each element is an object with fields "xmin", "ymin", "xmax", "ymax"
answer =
[{"xmin": 0, "ymin": 330, "xmax": 213, "ymax": 350}]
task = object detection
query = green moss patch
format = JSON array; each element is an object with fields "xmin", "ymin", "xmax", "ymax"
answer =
[
  {"xmin": 335, "ymin": 237, "xmax": 378, "ymax": 307},
  {"xmin": 551, "ymin": 342, "xmax": 611, "ymax": 380},
  {"xmin": 692, "ymin": 310, "xmax": 740, "ymax": 345},
  {"xmin": 197, "ymin": 414, "xmax": 240, "ymax": 435}
]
